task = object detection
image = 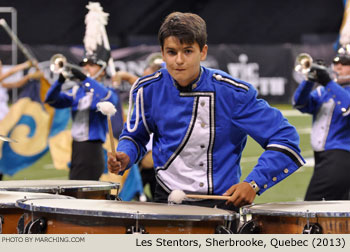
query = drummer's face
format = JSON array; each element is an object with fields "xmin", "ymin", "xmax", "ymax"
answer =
[{"xmin": 333, "ymin": 63, "xmax": 350, "ymax": 84}]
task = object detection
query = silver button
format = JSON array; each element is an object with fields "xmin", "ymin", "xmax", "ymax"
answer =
[
  {"xmin": 199, "ymin": 162, "xmax": 204, "ymax": 167},
  {"xmin": 192, "ymin": 83, "xmax": 197, "ymax": 89},
  {"xmin": 200, "ymin": 144, "xmax": 205, "ymax": 149},
  {"xmin": 200, "ymin": 101, "xmax": 205, "ymax": 107},
  {"xmin": 85, "ymin": 82, "xmax": 90, "ymax": 87},
  {"xmin": 199, "ymin": 182, "xmax": 204, "ymax": 187},
  {"xmin": 201, "ymin": 122, "xmax": 205, "ymax": 128}
]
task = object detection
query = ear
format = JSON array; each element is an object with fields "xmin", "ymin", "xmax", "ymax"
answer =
[{"xmin": 200, "ymin": 44, "xmax": 208, "ymax": 61}]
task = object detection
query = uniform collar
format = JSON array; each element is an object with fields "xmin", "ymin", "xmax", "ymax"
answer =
[{"xmin": 172, "ymin": 67, "xmax": 203, "ymax": 92}]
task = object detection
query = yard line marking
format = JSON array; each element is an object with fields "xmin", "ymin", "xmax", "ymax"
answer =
[
  {"xmin": 281, "ymin": 110, "xmax": 310, "ymax": 117},
  {"xmin": 297, "ymin": 127, "xmax": 311, "ymax": 134}
]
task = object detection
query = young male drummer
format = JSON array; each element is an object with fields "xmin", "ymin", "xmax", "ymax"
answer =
[{"xmin": 107, "ymin": 12, "xmax": 305, "ymax": 211}]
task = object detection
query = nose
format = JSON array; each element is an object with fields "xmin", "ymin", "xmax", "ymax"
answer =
[{"xmin": 175, "ymin": 53, "xmax": 184, "ymax": 65}]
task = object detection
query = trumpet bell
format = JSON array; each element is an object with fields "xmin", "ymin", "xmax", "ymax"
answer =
[
  {"xmin": 295, "ymin": 53, "xmax": 313, "ymax": 74},
  {"xmin": 50, "ymin": 53, "xmax": 67, "ymax": 74}
]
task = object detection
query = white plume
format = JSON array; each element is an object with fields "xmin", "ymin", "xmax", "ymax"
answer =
[
  {"xmin": 340, "ymin": 1, "xmax": 350, "ymax": 46},
  {"xmin": 96, "ymin": 101, "xmax": 117, "ymax": 117},
  {"xmin": 83, "ymin": 2, "xmax": 109, "ymax": 54}
]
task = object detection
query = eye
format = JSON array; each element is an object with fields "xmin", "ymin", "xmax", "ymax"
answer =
[
  {"xmin": 184, "ymin": 49, "xmax": 193, "ymax": 54},
  {"xmin": 166, "ymin": 50, "xmax": 176, "ymax": 56}
]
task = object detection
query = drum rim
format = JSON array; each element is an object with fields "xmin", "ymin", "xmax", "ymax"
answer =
[
  {"xmin": 0, "ymin": 180, "xmax": 119, "ymax": 193},
  {"xmin": 0, "ymin": 191, "xmax": 74, "ymax": 208},
  {"xmin": 16, "ymin": 199, "xmax": 238, "ymax": 221},
  {"xmin": 242, "ymin": 201, "xmax": 350, "ymax": 218}
]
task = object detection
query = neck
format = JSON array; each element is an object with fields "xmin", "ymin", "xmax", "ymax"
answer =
[{"xmin": 173, "ymin": 67, "xmax": 202, "ymax": 92}]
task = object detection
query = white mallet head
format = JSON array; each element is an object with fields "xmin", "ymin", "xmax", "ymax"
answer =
[
  {"xmin": 96, "ymin": 101, "xmax": 117, "ymax": 117},
  {"xmin": 168, "ymin": 189, "xmax": 186, "ymax": 204}
]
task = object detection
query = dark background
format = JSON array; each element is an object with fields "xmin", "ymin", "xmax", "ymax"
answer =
[{"xmin": 0, "ymin": 0, "xmax": 345, "ymax": 47}]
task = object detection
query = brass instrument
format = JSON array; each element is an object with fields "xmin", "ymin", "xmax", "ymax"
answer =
[
  {"xmin": 49, "ymin": 54, "xmax": 83, "ymax": 79},
  {"xmin": 294, "ymin": 53, "xmax": 336, "ymax": 81},
  {"xmin": 294, "ymin": 53, "xmax": 314, "ymax": 75}
]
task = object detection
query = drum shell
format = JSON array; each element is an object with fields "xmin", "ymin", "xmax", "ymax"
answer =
[
  {"xmin": 241, "ymin": 201, "xmax": 350, "ymax": 234},
  {"xmin": 17, "ymin": 199, "xmax": 237, "ymax": 234},
  {"xmin": 0, "ymin": 191, "xmax": 72, "ymax": 234},
  {"xmin": 0, "ymin": 207, "xmax": 24, "ymax": 234},
  {"xmin": 25, "ymin": 212, "xmax": 228, "ymax": 234},
  {"xmin": 250, "ymin": 215, "xmax": 350, "ymax": 234}
]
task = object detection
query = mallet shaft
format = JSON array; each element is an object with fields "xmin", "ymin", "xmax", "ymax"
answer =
[{"xmin": 185, "ymin": 194, "xmax": 230, "ymax": 200}]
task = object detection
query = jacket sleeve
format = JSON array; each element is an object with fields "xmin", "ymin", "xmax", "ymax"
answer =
[
  {"xmin": 233, "ymin": 87, "xmax": 305, "ymax": 194},
  {"xmin": 292, "ymin": 80, "xmax": 318, "ymax": 114},
  {"xmin": 45, "ymin": 79, "xmax": 74, "ymax": 108},
  {"xmin": 116, "ymin": 86, "xmax": 149, "ymax": 169}
]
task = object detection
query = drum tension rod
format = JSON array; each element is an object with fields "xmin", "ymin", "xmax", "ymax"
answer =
[
  {"xmin": 302, "ymin": 210, "xmax": 322, "ymax": 234},
  {"xmin": 126, "ymin": 211, "xmax": 147, "ymax": 234}
]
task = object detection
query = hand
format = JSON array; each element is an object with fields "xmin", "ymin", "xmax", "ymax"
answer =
[
  {"xmin": 28, "ymin": 70, "xmax": 44, "ymax": 80},
  {"xmin": 223, "ymin": 182, "xmax": 256, "ymax": 208},
  {"xmin": 30, "ymin": 60, "xmax": 40, "ymax": 70},
  {"xmin": 107, "ymin": 151, "xmax": 130, "ymax": 175},
  {"xmin": 58, "ymin": 73, "xmax": 66, "ymax": 84},
  {"xmin": 307, "ymin": 67, "xmax": 331, "ymax": 86},
  {"xmin": 71, "ymin": 68, "xmax": 87, "ymax": 81},
  {"xmin": 25, "ymin": 60, "xmax": 32, "ymax": 68},
  {"xmin": 112, "ymin": 72, "xmax": 122, "ymax": 86}
]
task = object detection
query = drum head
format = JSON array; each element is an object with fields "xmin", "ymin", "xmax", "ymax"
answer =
[
  {"xmin": 16, "ymin": 199, "xmax": 237, "ymax": 221},
  {"xmin": 0, "ymin": 191, "xmax": 72, "ymax": 208},
  {"xmin": 0, "ymin": 180, "xmax": 119, "ymax": 193},
  {"xmin": 242, "ymin": 201, "xmax": 350, "ymax": 218}
]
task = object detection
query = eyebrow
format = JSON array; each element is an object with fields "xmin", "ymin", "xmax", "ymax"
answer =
[{"xmin": 164, "ymin": 45, "xmax": 194, "ymax": 50}]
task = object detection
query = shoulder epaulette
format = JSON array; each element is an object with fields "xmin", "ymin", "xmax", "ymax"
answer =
[
  {"xmin": 213, "ymin": 73, "xmax": 249, "ymax": 91},
  {"xmin": 134, "ymin": 71, "xmax": 162, "ymax": 90}
]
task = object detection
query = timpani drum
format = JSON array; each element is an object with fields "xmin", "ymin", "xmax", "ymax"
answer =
[
  {"xmin": 16, "ymin": 199, "xmax": 237, "ymax": 234},
  {"xmin": 0, "ymin": 191, "xmax": 72, "ymax": 234},
  {"xmin": 240, "ymin": 201, "xmax": 350, "ymax": 234},
  {"xmin": 0, "ymin": 180, "xmax": 119, "ymax": 199}
]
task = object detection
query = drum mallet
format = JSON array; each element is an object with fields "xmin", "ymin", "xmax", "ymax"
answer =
[
  {"xmin": 97, "ymin": 101, "xmax": 117, "ymax": 155},
  {"xmin": 168, "ymin": 189, "xmax": 230, "ymax": 204}
]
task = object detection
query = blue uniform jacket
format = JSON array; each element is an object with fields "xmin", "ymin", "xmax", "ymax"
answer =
[
  {"xmin": 118, "ymin": 67, "xmax": 305, "ymax": 195},
  {"xmin": 45, "ymin": 77, "xmax": 118, "ymax": 142},
  {"xmin": 293, "ymin": 80, "xmax": 350, "ymax": 151}
]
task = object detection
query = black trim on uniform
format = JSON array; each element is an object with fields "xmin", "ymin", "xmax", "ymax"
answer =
[
  {"xmin": 156, "ymin": 97, "xmax": 199, "ymax": 171},
  {"xmin": 266, "ymin": 146, "xmax": 304, "ymax": 167}
]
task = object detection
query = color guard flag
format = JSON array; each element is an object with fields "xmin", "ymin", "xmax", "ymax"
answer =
[{"xmin": 0, "ymin": 79, "xmax": 70, "ymax": 176}]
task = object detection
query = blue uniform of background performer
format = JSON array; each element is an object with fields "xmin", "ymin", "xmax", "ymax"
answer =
[
  {"xmin": 118, "ymin": 66, "xmax": 305, "ymax": 203},
  {"xmin": 293, "ymin": 47, "xmax": 350, "ymax": 200},
  {"xmin": 46, "ymin": 74, "xmax": 118, "ymax": 180}
]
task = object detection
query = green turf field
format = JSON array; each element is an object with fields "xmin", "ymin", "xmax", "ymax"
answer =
[{"xmin": 3, "ymin": 104, "xmax": 314, "ymax": 204}]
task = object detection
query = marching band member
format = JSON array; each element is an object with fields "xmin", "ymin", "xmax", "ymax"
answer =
[
  {"xmin": 107, "ymin": 12, "xmax": 305, "ymax": 212},
  {"xmin": 293, "ymin": 45, "xmax": 350, "ymax": 201},
  {"xmin": 45, "ymin": 47, "xmax": 118, "ymax": 180}
]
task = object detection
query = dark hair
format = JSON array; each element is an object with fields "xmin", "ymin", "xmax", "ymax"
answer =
[{"xmin": 158, "ymin": 12, "xmax": 207, "ymax": 51}]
